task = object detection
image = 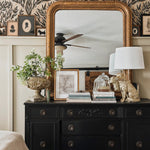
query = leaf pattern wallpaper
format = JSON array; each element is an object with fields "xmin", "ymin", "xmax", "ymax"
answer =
[{"xmin": 0, "ymin": 0, "xmax": 150, "ymax": 35}]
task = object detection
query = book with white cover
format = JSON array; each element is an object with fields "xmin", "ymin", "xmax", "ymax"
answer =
[
  {"xmin": 91, "ymin": 101, "xmax": 116, "ymax": 103},
  {"xmin": 66, "ymin": 98, "xmax": 91, "ymax": 103}
]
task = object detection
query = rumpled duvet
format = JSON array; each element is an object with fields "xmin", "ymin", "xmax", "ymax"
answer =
[{"xmin": 0, "ymin": 131, "xmax": 29, "ymax": 150}]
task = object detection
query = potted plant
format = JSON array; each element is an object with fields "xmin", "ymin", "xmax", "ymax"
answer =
[{"xmin": 11, "ymin": 50, "xmax": 64, "ymax": 102}]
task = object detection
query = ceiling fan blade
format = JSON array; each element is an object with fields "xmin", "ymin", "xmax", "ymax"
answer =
[
  {"xmin": 62, "ymin": 34, "xmax": 83, "ymax": 43},
  {"xmin": 66, "ymin": 44, "xmax": 91, "ymax": 49}
]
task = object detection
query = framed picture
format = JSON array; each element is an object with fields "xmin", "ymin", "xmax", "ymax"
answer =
[
  {"xmin": 141, "ymin": 14, "xmax": 150, "ymax": 36},
  {"xmin": 132, "ymin": 26, "xmax": 140, "ymax": 36},
  {"xmin": 7, "ymin": 21, "xmax": 18, "ymax": 36},
  {"xmin": 0, "ymin": 26, "xmax": 6, "ymax": 36},
  {"xmin": 37, "ymin": 28, "xmax": 46, "ymax": 36},
  {"xmin": 54, "ymin": 69, "xmax": 79, "ymax": 100},
  {"xmin": 18, "ymin": 15, "xmax": 35, "ymax": 36}
]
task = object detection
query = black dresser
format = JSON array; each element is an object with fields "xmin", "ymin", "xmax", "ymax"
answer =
[{"xmin": 25, "ymin": 99, "xmax": 150, "ymax": 150}]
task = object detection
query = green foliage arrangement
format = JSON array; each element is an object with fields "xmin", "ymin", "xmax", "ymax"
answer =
[{"xmin": 11, "ymin": 50, "xmax": 64, "ymax": 84}]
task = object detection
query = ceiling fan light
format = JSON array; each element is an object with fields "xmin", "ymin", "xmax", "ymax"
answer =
[{"xmin": 55, "ymin": 45, "xmax": 67, "ymax": 55}]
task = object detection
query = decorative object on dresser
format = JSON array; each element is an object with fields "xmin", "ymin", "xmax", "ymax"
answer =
[
  {"xmin": 141, "ymin": 14, "xmax": 150, "ymax": 36},
  {"xmin": 18, "ymin": 15, "xmax": 35, "ymax": 36},
  {"xmin": 0, "ymin": 26, "xmax": 6, "ymax": 36},
  {"xmin": 54, "ymin": 69, "xmax": 79, "ymax": 100},
  {"xmin": 67, "ymin": 91, "xmax": 91, "ymax": 103},
  {"xmin": 7, "ymin": 21, "xmax": 18, "ymax": 36},
  {"xmin": 114, "ymin": 47, "xmax": 145, "ymax": 102},
  {"xmin": 37, "ymin": 28, "xmax": 46, "ymax": 37},
  {"xmin": 93, "ymin": 72, "xmax": 111, "ymax": 92},
  {"xmin": 92, "ymin": 91, "xmax": 116, "ymax": 103},
  {"xmin": 11, "ymin": 50, "xmax": 63, "ymax": 102}
]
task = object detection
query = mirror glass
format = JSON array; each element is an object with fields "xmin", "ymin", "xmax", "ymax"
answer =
[{"xmin": 55, "ymin": 10, "xmax": 123, "ymax": 69}]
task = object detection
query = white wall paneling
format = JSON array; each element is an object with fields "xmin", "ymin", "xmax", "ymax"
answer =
[
  {"xmin": 0, "ymin": 36, "xmax": 46, "ymax": 137},
  {"xmin": 0, "ymin": 36, "xmax": 150, "ymax": 137}
]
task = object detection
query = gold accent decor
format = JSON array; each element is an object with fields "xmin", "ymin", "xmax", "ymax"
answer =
[{"xmin": 27, "ymin": 77, "xmax": 50, "ymax": 102}]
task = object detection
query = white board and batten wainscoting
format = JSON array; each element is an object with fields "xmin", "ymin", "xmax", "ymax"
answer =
[{"xmin": 0, "ymin": 36, "xmax": 149, "ymax": 137}]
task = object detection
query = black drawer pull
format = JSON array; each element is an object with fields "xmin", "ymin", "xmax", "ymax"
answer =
[
  {"xmin": 108, "ymin": 124, "xmax": 115, "ymax": 131},
  {"xmin": 68, "ymin": 124, "xmax": 74, "ymax": 132},
  {"xmin": 109, "ymin": 109, "xmax": 116, "ymax": 116},
  {"xmin": 67, "ymin": 109, "xmax": 73, "ymax": 116},
  {"xmin": 68, "ymin": 140, "xmax": 74, "ymax": 148},
  {"xmin": 136, "ymin": 109, "xmax": 143, "ymax": 116},
  {"xmin": 108, "ymin": 140, "xmax": 115, "ymax": 148},
  {"xmin": 40, "ymin": 141, "xmax": 46, "ymax": 148},
  {"xmin": 136, "ymin": 141, "xmax": 143, "ymax": 148},
  {"xmin": 40, "ymin": 109, "xmax": 46, "ymax": 116}
]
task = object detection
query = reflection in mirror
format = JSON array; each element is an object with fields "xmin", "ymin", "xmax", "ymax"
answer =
[{"xmin": 55, "ymin": 10, "xmax": 123, "ymax": 69}]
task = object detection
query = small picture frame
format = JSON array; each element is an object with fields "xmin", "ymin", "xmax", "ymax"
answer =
[
  {"xmin": 18, "ymin": 15, "xmax": 35, "ymax": 36},
  {"xmin": 54, "ymin": 69, "xmax": 79, "ymax": 100},
  {"xmin": 7, "ymin": 21, "xmax": 18, "ymax": 36},
  {"xmin": 0, "ymin": 26, "xmax": 6, "ymax": 36},
  {"xmin": 37, "ymin": 28, "xmax": 46, "ymax": 36},
  {"xmin": 141, "ymin": 14, "xmax": 150, "ymax": 36},
  {"xmin": 132, "ymin": 26, "xmax": 140, "ymax": 36}
]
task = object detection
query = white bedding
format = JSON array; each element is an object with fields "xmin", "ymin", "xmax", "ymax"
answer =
[{"xmin": 0, "ymin": 131, "xmax": 29, "ymax": 150}]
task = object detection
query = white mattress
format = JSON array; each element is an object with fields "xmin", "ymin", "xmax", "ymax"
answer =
[{"xmin": 0, "ymin": 131, "xmax": 29, "ymax": 150}]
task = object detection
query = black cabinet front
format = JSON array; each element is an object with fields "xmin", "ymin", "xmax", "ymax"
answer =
[
  {"xmin": 25, "ymin": 101, "xmax": 150, "ymax": 150},
  {"xmin": 29, "ymin": 121, "xmax": 59, "ymax": 150}
]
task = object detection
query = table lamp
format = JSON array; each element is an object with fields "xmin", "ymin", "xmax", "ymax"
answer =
[
  {"xmin": 114, "ymin": 47, "xmax": 145, "ymax": 102},
  {"xmin": 109, "ymin": 53, "xmax": 121, "ymax": 75},
  {"xmin": 109, "ymin": 53, "xmax": 121, "ymax": 92}
]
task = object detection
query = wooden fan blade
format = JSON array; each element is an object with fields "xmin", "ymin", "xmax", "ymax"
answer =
[
  {"xmin": 62, "ymin": 34, "xmax": 83, "ymax": 43},
  {"xmin": 66, "ymin": 44, "xmax": 91, "ymax": 49}
]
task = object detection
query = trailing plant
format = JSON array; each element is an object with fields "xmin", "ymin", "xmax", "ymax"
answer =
[{"xmin": 11, "ymin": 50, "xmax": 64, "ymax": 84}]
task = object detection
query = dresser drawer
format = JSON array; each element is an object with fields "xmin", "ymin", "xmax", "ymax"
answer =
[
  {"xmin": 62, "ymin": 119, "xmax": 121, "ymax": 135},
  {"xmin": 62, "ymin": 136, "xmax": 121, "ymax": 150},
  {"xmin": 126, "ymin": 107, "xmax": 150, "ymax": 118},
  {"xmin": 127, "ymin": 120, "xmax": 150, "ymax": 150},
  {"xmin": 62, "ymin": 106, "xmax": 123, "ymax": 119},
  {"xmin": 27, "ymin": 106, "xmax": 59, "ymax": 119}
]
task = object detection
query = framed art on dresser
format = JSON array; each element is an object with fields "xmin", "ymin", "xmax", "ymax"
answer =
[{"xmin": 54, "ymin": 69, "xmax": 79, "ymax": 100}]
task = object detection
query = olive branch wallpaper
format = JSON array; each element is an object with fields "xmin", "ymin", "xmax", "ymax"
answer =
[{"xmin": 0, "ymin": 0, "xmax": 150, "ymax": 33}]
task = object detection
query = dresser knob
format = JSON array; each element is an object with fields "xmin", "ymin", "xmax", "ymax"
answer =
[
  {"xmin": 108, "ymin": 140, "xmax": 115, "ymax": 148},
  {"xmin": 136, "ymin": 141, "xmax": 143, "ymax": 148},
  {"xmin": 40, "ymin": 141, "xmax": 46, "ymax": 148},
  {"xmin": 40, "ymin": 109, "xmax": 46, "ymax": 116},
  {"xmin": 68, "ymin": 140, "xmax": 74, "ymax": 148},
  {"xmin": 108, "ymin": 124, "xmax": 115, "ymax": 131},
  {"xmin": 136, "ymin": 109, "xmax": 143, "ymax": 116},
  {"xmin": 109, "ymin": 109, "xmax": 116, "ymax": 116},
  {"xmin": 68, "ymin": 124, "xmax": 74, "ymax": 132},
  {"xmin": 67, "ymin": 109, "xmax": 73, "ymax": 116}
]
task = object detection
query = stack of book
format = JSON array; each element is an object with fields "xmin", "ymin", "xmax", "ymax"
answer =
[
  {"xmin": 67, "ymin": 92, "xmax": 91, "ymax": 103},
  {"xmin": 92, "ymin": 91, "xmax": 116, "ymax": 103}
]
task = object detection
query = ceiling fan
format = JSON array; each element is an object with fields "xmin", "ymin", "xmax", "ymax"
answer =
[{"xmin": 55, "ymin": 33, "xmax": 90, "ymax": 54}]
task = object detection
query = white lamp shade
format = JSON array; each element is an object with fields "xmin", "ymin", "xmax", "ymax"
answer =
[
  {"xmin": 114, "ymin": 47, "xmax": 145, "ymax": 69},
  {"xmin": 109, "ymin": 53, "xmax": 121, "ymax": 75}
]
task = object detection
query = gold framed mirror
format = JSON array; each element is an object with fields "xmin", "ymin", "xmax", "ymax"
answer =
[{"xmin": 46, "ymin": 1, "xmax": 132, "ymax": 98}]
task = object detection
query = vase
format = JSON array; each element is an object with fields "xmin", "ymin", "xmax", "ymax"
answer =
[{"xmin": 27, "ymin": 77, "xmax": 50, "ymax": 102}]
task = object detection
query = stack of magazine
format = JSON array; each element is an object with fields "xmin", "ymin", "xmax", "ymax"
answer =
[
  {"xmin": 92, "ymin": 91, "xmax": 116, "ymax": 103},
  {"xmin": 67, "ymin": 92, "xmax": 91, "ymax": 103}
]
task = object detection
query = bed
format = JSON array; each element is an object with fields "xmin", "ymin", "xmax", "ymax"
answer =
[{"xmin": 0, "ymin": 131, "xmax": 28, "ymax": 150}]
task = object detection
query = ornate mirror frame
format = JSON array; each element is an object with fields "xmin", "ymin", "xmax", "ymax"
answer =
[{"xmin": 46, "ymin": 1, "xmax": 132, "ymax": 96}]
